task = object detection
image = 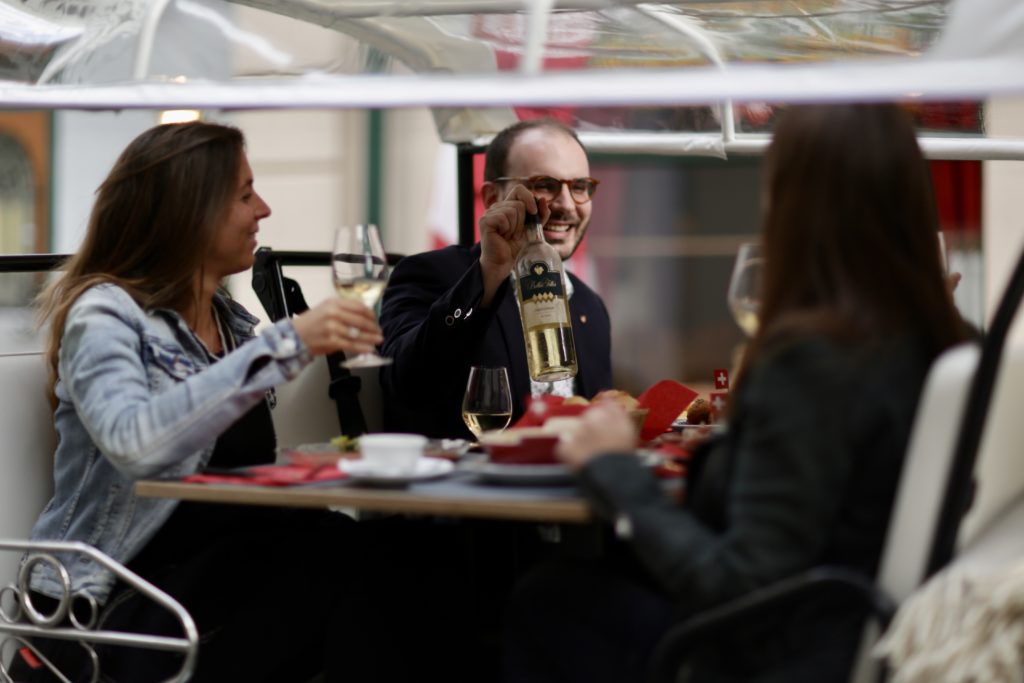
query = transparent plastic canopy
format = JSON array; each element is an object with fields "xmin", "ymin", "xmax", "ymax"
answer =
[{"xmin": 0, "ymin": 0, "xmax": 1022, "ymax": 146}]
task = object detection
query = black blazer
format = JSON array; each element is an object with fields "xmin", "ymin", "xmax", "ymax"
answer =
[{"xmin": 379, "ymin": 243, "xmax": 612, "ymax": 439}]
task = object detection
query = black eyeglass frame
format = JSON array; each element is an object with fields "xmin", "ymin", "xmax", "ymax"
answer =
[{"xmin": 493, "ymin": 175, "xmax": 600, "ymax": 204}]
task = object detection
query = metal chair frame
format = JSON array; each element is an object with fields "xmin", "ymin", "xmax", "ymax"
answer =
[{"xmin": 0, "ymin": 540, "xmax": 198, "ymax": 683}]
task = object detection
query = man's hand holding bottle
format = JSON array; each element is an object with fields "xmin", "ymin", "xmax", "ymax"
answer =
[{"xmin": 479, "ymin": 184, "xmax": 550, "ymax": 308}]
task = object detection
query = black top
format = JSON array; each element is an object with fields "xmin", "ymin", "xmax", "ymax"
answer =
[
  {"xmin": 579, "ymin": 334, "xmax": 933, "ymax": 681},
  {"xmin": 130, "ymin": 314, "xmax": 277, "ymax": 571}
]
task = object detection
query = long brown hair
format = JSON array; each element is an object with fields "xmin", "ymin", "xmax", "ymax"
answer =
[
  {"xmin": 38, "ymin": 121, "xmax": 245, "ymax": 405},
  {"xmin": 741, "ymin": 104, "xmax": 964, "ymax": 377}
]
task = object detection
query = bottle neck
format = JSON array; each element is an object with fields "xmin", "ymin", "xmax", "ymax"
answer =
[{"xmin": 526, "ymin": 215, "xmax": 545, "ymax": 244}]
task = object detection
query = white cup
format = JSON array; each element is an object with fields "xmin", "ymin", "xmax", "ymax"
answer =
[{"xmin": 358, "ymin": 433, "xmax": 427, "ymax": 475}]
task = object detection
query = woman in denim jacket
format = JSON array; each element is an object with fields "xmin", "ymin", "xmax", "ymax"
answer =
[{"xmin": 13, "ymin": 122, "xmax": 382, "ymax": 682}]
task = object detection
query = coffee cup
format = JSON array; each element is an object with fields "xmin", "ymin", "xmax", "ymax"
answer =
[{"xmin": 358, "ymin": 433, "xmax": 427, "ymax": 475}]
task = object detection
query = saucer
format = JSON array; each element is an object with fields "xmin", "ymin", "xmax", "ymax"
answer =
[{"xmin": 338, "ymin": 456, "xmax": 454, "ymax": 487}]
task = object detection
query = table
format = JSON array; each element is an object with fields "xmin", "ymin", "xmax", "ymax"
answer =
[{"xmin": 136, "ymin": 469, "xmax": 593, "ymax": 523}]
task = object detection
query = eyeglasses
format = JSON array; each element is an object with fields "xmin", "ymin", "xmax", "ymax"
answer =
[{"xmin": 494, "ymin": 175, "xmax": 600, "ymax": 205}]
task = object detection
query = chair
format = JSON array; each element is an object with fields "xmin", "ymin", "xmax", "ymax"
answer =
[
  {"xmin": 252, "ymin": 247, "xmax": 400, "ymax": 439},
  {"xmin": 0, "ymin": 353, "xmax": 198, "ymax": 682},
  {"xmin": 647, "ymin": 341, "xmax": 981, "ymax": 683},
  {"xmin": 0, "ymin": 353, "xmax": 57, "ymax": 607},
  {"xmin": 0, "ymin": 540, "xmax": 198, "ymax": 683},
  {"xmin": 652, "ymin": 240, "xmax": 1024, "ymax": 683},
  {"xmin": 956, "ymin": 340, "xmax": 1024, "ymax": 551}
]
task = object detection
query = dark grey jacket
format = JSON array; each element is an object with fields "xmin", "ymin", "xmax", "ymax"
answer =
[{"xmin": 581, "ymin": 334, "xmax": 932, "ymax": 681}]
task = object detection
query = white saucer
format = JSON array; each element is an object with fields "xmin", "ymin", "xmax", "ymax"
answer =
[{"xmin": 338, "ymin": 456, "xmax": 454, "ymax": 487}]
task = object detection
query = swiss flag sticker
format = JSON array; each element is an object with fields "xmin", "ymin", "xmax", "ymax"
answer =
[
  {"xmin": 713, "ymin": 369, "xmax": 730, "ymax": 391},
  {"xmin": 709, "ymin": 392, "xmax": 729, "ymax": 421}
]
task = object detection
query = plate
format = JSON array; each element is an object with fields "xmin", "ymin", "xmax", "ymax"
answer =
[
  {"xmin": 460, "ymin": 459, "xmax": 574, "ymax": 486},
  {"xmin": 337, "ymin": 456, "xmax": 454, "ymax": 487},
  {"xmin": 670, "ymin": 421, "xmax": 726, "ymax": 433}
]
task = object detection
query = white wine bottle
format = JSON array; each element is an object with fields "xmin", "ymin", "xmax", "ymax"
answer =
[{"xmin": 511, "ymin": 213, "xmax": 578, "ymax": 382}]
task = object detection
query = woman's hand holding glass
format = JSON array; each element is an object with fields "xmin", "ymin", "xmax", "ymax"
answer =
[
  {"xmin": 332, "ymin": 223, "xmax": 392, "ymax": 368},
  {"xmin": 292, "ymin": 298, "xmax": 383, "ymax": 357}
]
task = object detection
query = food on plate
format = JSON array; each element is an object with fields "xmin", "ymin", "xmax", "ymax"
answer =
[
  {"xmin": 561, "ymin": 390, "xmax": 640, "ymax": 410},
  {"xmin": 591, "ymin": 389, "xmax": 640, "ymax": 411},
  {"xmin": 549, "ymin": 391, "xmax": 648, "ymax": 437},
  {"xmin": 684, "ymin": 398, "xmax": 712, "ymax": 425},
  {"xmin": 541, "ymin": 416, "xmax": 583, "ymax": 434},
  {"xmin": 329, "ymin": 435, "xmax": 360, "ymax": 452}
]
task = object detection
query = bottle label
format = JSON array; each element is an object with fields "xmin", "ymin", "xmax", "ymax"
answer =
[{"xmin": 518, "ymin": 262, "xmax": 569, "ymax": 327}]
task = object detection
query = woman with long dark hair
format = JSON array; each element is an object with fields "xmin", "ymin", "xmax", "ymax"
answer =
[
  {"xmin": 503, "ymin": 103, "xmax": 969, "ymax": 682},
  {"xmin": 13, "ymin": 121, "xmax": 382, "ymax": 682}
]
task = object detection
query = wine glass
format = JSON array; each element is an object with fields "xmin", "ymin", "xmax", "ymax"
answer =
[
  {"xmin": 727, "ymin": 242, "xmax": 764, "ymax": 337},
  {"xmin": 332, "ymin": 223, "xmax": 392, "ymax": 368},
  {"xmin": 937, "ymin": 231, "xmax": 949, "ymax": 275},
  {"xmin": 462, "ymin": 366, "xmax": 512, "ymax": 438}
]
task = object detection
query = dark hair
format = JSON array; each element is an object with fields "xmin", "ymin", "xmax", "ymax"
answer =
[
  {"xmin": 744, "ymin": 104, "xmax": 965, "ymax": 371},
  {"xmin": 483, "ymin": 118, "xmax": 586, "ymax": 181},
  {"xmin": 38, "ymin": 121, "xmax": 246, "ymax": 404}
]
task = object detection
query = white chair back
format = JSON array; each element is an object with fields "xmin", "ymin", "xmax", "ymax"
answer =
[
  {"xmin": 862, "ymin": 344, "xmax": 1024, "ymax": 679},
  {"xmin": 0, "ymin": 352, "xmax": 57, "ymax": 593},
  {"xmin": 875, "ymin": 342, "xmax": 981, "ymax": 603},
  {"xmin": 0, "ymin": 351, "xmax": 57, "ymax": 671},
  {"xmin": 271, "ymin": 358, "xmax": 385, "ymax": 449},
  {"xmin": 957, "ymin": 342, "xmax": 1024, "ymax": 548},
  {"xmin": 849, "ymin": 342, "xmax": 980, "ymax": 683},
  {"xmin": 271, "ymin": 356, "xmax": 342, "ymax": 448}
]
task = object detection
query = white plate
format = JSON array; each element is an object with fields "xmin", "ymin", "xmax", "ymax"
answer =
[
  {"xmin": 460, "ymin": 459, "xmax": 574, "ymax": 486},
  {"xmin": 338, "ymin": 456, "xmax": 454, "ymax": 487}
]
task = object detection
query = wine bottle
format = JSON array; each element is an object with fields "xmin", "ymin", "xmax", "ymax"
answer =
[{"xmin": 511, "ymin": 213, "xmax": 578, "ymax": 382}]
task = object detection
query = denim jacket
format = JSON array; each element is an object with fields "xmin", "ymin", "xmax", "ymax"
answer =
[{"xmin": 27, "ymin": 283, "xmax": 312, "ymax": 603}]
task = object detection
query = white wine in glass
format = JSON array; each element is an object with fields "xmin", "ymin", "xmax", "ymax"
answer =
[
  {"xmin": 727, "ymin": 242, "xmax": 765, "ymax": 337},
  {"xmin": 462, "ymin": 366, "xmax": 513, "ymax": 438},
  {"xmin": 332, "ymin": 224, "xmax": 392, "ymax": 368}
]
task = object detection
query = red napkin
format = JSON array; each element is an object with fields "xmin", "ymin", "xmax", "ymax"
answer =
[
  {"xmin": 653, "ymin": 442, "xmax": 692, "ymax": 460},
  {"xmin": 182, "ymin": 463, "xmax": 348, "ymax": 486},
  {"xmin": 650, "ymin": 442, "xmax": 693, "ymax": 481},
  {"xmin": 637, "ymin": 380, "xmax": 699, "ymax": 442},
  {"xmin": 511, "ymin": 395, "xmax": 587, "ymax": 428}
]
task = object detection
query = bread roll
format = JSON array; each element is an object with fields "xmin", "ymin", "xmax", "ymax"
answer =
[{"xmin": 592, "ymin": 389, "xmax": 640, "ymax": 411}]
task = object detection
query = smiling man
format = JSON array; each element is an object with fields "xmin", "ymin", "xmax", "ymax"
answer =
[{"xmin": 379, "ymin": 118, "xmax": 612, "ymax": 439}]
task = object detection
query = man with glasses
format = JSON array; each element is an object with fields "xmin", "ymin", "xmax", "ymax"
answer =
[{"xmin": 379, "ymin": 118, "xmax": 612, "ymax": 439}]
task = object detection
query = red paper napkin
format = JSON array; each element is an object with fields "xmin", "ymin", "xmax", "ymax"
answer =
[
  {"xmin": 511, "ymin": 395, "xmax": 587, "ymax": 428},
  {"xmin": 649, "ymin": 441, "xmax": 693, "ymax": 480},
  {"xmin": 182, "ymin": 463, "xmax": 348, "ymax": 486},
  {"xmin": 513, "ymin": 380, "xmax": 699, "ymax": 441},
  {"xmin": 637, "ymin": 380, "xmax": 699, "ymax": 442}
]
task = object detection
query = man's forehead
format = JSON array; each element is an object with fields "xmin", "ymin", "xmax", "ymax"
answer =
[{"xmin": 506, "ymin": 127, "xmax": 589, "ymax": 175}]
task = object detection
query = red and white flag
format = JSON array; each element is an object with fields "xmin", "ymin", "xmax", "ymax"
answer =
[{"xmin": 709, "ymin": 392, "xmax": 729, "ymax": 421}]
